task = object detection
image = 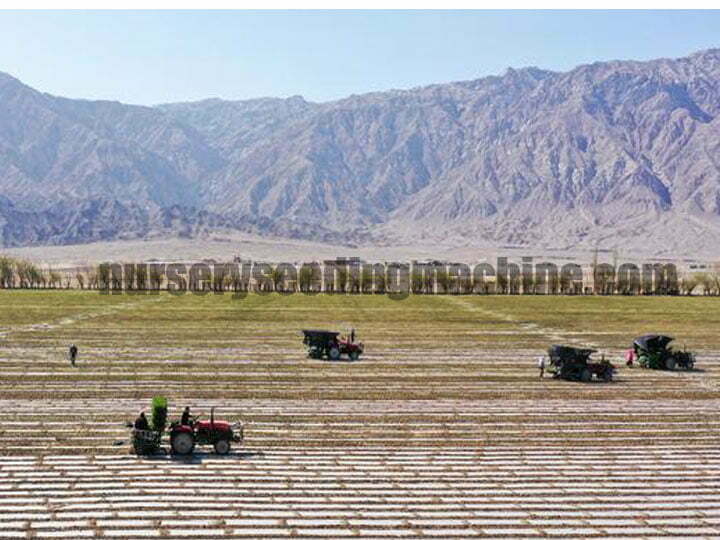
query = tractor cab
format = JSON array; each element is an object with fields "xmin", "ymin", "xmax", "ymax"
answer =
[{"xmin": 634, "ymin": 334, "xmax": 674, "ymax": 354}]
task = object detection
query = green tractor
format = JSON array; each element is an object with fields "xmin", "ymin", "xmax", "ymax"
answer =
[
  {"xmin": 548, "ymin": 345, "xmax": 616, "ymax": 382},
  {"xmin": 634, "ymin": 334, "xmax": 695, "ymax": 371}
]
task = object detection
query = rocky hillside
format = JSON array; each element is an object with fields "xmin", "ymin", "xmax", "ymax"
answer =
[{"xmin": 2, "ymin": 49, "xmax": 720, "ymax": 253}]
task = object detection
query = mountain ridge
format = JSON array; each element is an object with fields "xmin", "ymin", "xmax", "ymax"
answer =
[{"xmin": 2, "ymin": 48, "xmax": 720, "ymax": 255}]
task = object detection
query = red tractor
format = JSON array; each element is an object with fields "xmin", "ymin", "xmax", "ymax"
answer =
[
  {"xmin": 169, "ymin": 407, "xmax": 243, "ymax": 456},
  {"xmin": 302, "ymin": 329, "xmax": 364, "ymax": 361}
]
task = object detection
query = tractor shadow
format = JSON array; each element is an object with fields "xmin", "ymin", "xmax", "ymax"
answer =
[
  {"xmin": 544, "ymin": 374, "xmax": 628, "ymax": 384},
  {"xmin": 314, "ymin": 356, "xmax": 360, "ymax": 363},
  {"xmin": 627, "ymin": 367, "xmax": 707, "ymax": 374},
  {"xmin": 683, "ymin": 367, "xmax": 708, "ymax": 373},
  {"xmin": 548, "ymin": 379, "xmax": 629, "ymax": 385},
  {"xmin": 139, "ymin": 450, "xmax": 265, "ymax": 464}
]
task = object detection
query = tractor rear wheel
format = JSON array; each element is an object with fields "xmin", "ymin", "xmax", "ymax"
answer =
[
  {"xmin": 580, "ymin": 368, "xmax": 592, "ymax": 383},
  {"xmin": 601, "ymin": 370, "xmax": 613, "ymax": 382},
  {"xmin": 328, "ymin": 347, "xmax": 341, "ymax": 360},
  {"xmin": 349, "ymin": 351, "xmax": 360, "ymax": 361},
  {"xmin": 171, "ymin": 432, "xmax": 195, "ymax": 455},
  {"xmin": 665, "ymin": 357, "xmax": 676, "ymax": 370},
  {"xmin": 214, "ymin": 439, "xmax": 231, "ymax": 455}
]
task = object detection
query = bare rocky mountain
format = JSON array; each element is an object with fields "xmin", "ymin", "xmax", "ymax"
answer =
[{"xmin": 2, "ymin": 49, "xmax": 720, "ymax": 255}]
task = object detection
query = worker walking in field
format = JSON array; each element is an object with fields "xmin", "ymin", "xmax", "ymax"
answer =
[
  {"xmin": 537, "ymin": 355, "xmax": 545, "ymax": 378},
  {"xmin": 68, "ymin": 344, "xmax": 78, "ymax": 367}
]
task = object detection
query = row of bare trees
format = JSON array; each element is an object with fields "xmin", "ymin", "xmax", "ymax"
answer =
[
  {"xmin": 679, "ymin": 272, "xmax": 720, "ymax": 296},
  {"xmin": 1, "ymin": 255, "xmax": 714, "ymax": 295},
  {"xmin": 87, "ymin": 261, "xmax": 711, "ymax": 296},
  {"xmin": 0, "ymin": 256, "xmax": 101, "ymax": 290}
]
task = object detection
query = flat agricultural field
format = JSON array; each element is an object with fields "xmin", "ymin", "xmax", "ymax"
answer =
[{"xmin": 1, "ymin": 291, "xmax": 719, "ymax": 538}]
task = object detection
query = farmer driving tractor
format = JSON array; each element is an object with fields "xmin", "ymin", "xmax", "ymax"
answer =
[{"xmin": 181, "ymin": 406, "xmax": 193, "ymax": 426}]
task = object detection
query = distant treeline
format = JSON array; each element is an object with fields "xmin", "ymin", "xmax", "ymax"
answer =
[
  {"xmin": 0, "ymin": 256, "xmax": 97, "ymax": 289},
  {"xmin": 88, "ymin": 260, "xmax": 715, "ymax": 297},
  {"xmin": 0, "ymin": 257, "xmax": 717, "ymax": 296}
]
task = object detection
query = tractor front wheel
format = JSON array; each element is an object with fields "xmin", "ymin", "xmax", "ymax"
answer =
[
  {"xmin": 171, "ymin": 432, "xmax": 195, "ymax": 455},
  {"xmin": 349, "ymin": 351, "xmax": 360, "ymax": 361},
  {"xmin": 214, "ymin": 439, "xmax": 231, "ymax": 455}
]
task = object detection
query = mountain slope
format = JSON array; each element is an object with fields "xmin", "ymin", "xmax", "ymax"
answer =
[
  {"xmin": 0, "ymin": 72, "xmax": 218, "ymax": 211},
  {"xmin": 2, "ymin": 49, "xmax": 720, "ymax": 254}
]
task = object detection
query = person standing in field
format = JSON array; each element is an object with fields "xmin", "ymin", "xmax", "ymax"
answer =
[
  {"xmin": 69, "ymin": 344, "xmax": 78, "ymax": 367},
  {"xmin": 625, "ymin": 348, "xmax": 635, "ymax": 367},
  {"xmin": 537, "ymin": 355, "xmax": 545, "ymax": 378}
]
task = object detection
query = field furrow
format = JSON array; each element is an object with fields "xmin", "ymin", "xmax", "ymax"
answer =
[{"xmin": 1, "ymin": 291, "xmax": 718, "ymax": 537}]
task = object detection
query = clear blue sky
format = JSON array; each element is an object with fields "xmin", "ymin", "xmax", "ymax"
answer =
[{"xmin": 1, "ymin": 10, "xmax": 718, "ymax": 105}]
